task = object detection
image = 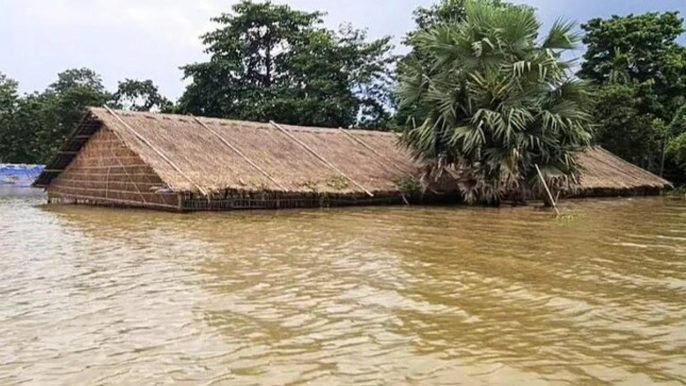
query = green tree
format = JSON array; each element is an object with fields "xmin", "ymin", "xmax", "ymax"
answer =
[
  {"xmin": 395, "ymin": 0, "xmax": 517, "ymax": 127},
  {"xmin": 580, "ymin": 12, "xmax": 686, "ymax": 119},
  {"xmin": 591, "ymin": 83, "xmax": 662, "ymax": 170},
  {"xmin": 179, "ymin": 0, "xmax": 395, "ymax": 129},
  {"xmin": 114, "ymin": 79, "xmax": 171, "ymax": 112},
  {"xmin": 409, "ymin": 0, "xmax": 511, "ymax": 36},
  {"xmin": 2, "ymin": 68, "xmax": 112, "ymax": 164},
  {"xmin": 664, "ymin": 104, "xmax": 686, "ymax": 180},
  {"xmin": 667, "ymin": 132, "xmax": 686, "ymax": 173},
  {"xmin": 397, "ymin": 0, "xmax": 593, "ymax": 204},
  {"xmin": 36, "ymin": 68, "xmax": 112, "ymax": 160},
  {"xmin": 579, "ymin": 12, "xmax": 686, "ymax": 175},
  {"xmin": 0, "ymin": 73, "xmax": 23, "ymax": 163}
]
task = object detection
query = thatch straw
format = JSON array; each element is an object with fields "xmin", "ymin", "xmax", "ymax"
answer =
[
  {"xmin": 88, "ymin": 108, "xmax": 420, "ymax": 195},
  {"xmin": 576, "ymin": 147, "xmax": 670, "ymax": 191}
]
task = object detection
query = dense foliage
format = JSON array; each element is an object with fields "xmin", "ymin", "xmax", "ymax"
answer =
[
  {"xmin": 179, "ymin": 0, "xmax": 395, "ymax": 129},
  {"xmin": 0, "ymin": 69, "xmax": 167, "ymax": 164},
  {"xmin": 397, "ymin": 1, "xmax": 593, "ymax": 203},
  {"xmin": 579, "ymin": 12, "xmax": 686, "ymax": 181},
  {"xmin": 394, "ymin": 0, "xmax": 515, "ymax": 127},
  {"xmin": 113, "ymin": 79, "xmax": 172, "ymax": 112}
]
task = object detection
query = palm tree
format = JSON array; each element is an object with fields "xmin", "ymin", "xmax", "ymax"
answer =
[{"xmin": 397, "ymin": 0, "xmax": 594, "ymax": 204}]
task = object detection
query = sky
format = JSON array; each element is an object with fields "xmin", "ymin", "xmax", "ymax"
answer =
[{"xmin": 2, "ymin": 0, "xmax": 685, "ymax": 100}]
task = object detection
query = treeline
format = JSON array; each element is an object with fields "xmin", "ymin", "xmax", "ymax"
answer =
[
  {"xmin": 0, "ymin": 70, "xmax": 170, "ymax": 164},
  {"xmin": 1, "ymin": 0, "xmax": 685, "ymax": 184}
]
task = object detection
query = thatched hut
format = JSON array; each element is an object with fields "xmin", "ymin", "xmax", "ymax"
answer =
[{"xmin": 33, "ymin": 107, "xmax": 671, "ymax": 211}]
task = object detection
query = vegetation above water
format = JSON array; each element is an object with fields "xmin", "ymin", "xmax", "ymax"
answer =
[
  {"xmin": 397, "ymin": 1, "xmax": 593, "ymax": 204},
  {"xmin": 580, "ymin": 11, "xmax": 686, "ymax": 183},
  {"xmin": 1, "ymin": 0, "xmax": 686, "ymax": 196}
]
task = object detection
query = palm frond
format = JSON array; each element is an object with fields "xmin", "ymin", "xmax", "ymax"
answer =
[
  {"xmin": 542, "ymin": 19, "xmax": 580, "ymax": 50},
  {"xmin": 397, "ymin": 0, "xmax": 593, "ymax": 204}
]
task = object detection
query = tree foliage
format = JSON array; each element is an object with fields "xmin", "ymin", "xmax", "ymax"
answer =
[
  {"xmin": 395, "ymin": 0, "xmax": 517, "ymax": 127},
  {"xmin": 179, "ymin": 0, "xmax": 395, "ymax": 129},
  {"xmin": 0, "ymin": 68, "xmax": 169, "ymax": 164},
  {"xmin": 579, "ymin": 12, "xmax": 686, "ymax": 178},
  {"xmin": 397, "ymin": 0, "xmax": 593, "ymax": 204},
  {"xmin": 667, "ymin": 132, "xmax": 686, "ymax": 171},
  {"xmin": 43, "ymin": 69, "xmax": 112, "ymax": 152},
  {"xmin": 409, "ymin": 0, "xmax": 510, "ymax": 35},
  {"xmin": 0, "ymin": 73, "xmax": 23, "ymax": 163},
  {"xmin": 113, "ymin": 79, "xmax": 172, "ymax": 112},
  {"xmin": 580, "ymin": 12, "xmax": 686, "ymax": 119},
  {"xmin": 666, "ymin": 104, "xmax": 686, "ymax": 176},
  {"xmin": 591, "ymin": 83, "xmax": 662, "ymax": 170}
]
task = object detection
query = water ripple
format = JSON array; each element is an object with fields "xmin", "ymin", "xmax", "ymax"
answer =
[{"xmin": 0, "ymin": 193, "xmax": 684, "ymax": 385}]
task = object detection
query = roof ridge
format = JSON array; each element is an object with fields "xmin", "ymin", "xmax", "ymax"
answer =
[{"xmin": 88, "ymin": 106, "xmax": 397, "ymax": 137}]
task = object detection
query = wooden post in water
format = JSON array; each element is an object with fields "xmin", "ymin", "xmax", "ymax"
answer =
[{"xmin": 535, "ymin": 164, "xmax": 561, "ymax": 217}]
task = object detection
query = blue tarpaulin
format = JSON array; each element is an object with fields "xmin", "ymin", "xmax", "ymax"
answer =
[{"xmin": 0, "ymin": 164, "xmax": 45, "ymax": 187}]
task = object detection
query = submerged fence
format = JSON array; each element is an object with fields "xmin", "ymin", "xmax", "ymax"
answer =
[{"xmin": 0, "ymin": 164, "xmax": 45, "ymax": 187}]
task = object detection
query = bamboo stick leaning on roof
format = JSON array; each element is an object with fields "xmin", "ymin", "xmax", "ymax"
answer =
[
  {"xmin": 190, "ymin": 115, "xmax": 288, "ymax": 192},
  {"xmin": 269, "ymin": 120, "xmax": 374, "ymax": 197},
  {"xmin": 338, "ymin": 127, "xmax": 415, "ymax": 180},
  {"xmin": 535, "ymin": 164, "xmax": 561, "ymax": 217},
  {"xmin": 104, "ymin": 106, "xmax": 209, "ymax": 197},
  {"xmin": 339, "ymin": 128, "xmax": 418, "ymax": 206}
]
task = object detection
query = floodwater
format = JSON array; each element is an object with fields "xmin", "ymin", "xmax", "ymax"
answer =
[{"xmin": 1, "ymin": 189, "xmax": 685, "ymax": 385}]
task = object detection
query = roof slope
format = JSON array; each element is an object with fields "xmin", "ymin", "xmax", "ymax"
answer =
[
  {"xmin": 35, "ymin": 107, "xmax": 419, "ymax": 194},
  {"xmin": 35, "ymin": 107, "xmax": 671, "ymax": 195},
  {"xmin": 577, "ymin": 147, "xmax": 670, "ymax": 191}
]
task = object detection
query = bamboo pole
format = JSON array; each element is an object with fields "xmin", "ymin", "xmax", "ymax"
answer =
[
  {"xmin": 190, "ymin": 115, "xmax": 288, "ymax": 192},
  {"xmin": 49, "ymin": 191, "xmax": 178, "ymax": 210},
  {"xmin": 105, "ymin": 166, "xmax": 111, "ymax": 199},
  {"xmin": 110, "ymin": 147, "xmax": 147, "ymax": 203},
  {"xmin": 401, "ymin": 193, "xmax": 410, "ymax": 206},
  {"xmin": 660, "ymin": 134, "xmax": 670, "ymax": 178},
  {"xmin": 104, "ymin": 106, "xmax": 208, "ymax": 196},
  {"xmin": 535, "ymin": 164, "xmax": 561, "ymax": 217},
  {"xmin": 338, "ymin": 128, "xmax": 414, "ymax": 179},
  {"xmin": 270, "ymin": 121, "xmax": 374, "ymax": 197}
]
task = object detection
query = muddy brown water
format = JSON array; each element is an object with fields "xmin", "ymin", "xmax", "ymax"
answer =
[{"xmin": 1, "ymin": 189, "xmax": 685, "ymax": 385}]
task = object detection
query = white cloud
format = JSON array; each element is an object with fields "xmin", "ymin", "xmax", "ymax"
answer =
[{"xmin": 0, "ymin": 0, "xmax": 229, "ymax": 98}]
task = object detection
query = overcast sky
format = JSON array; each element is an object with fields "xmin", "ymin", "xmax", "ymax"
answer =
[{"xmin": 2, "ymin": 0, "xmax": 685, "ymax": 100}]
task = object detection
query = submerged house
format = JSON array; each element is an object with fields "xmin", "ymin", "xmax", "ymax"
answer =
[{"xmin": 33, "ymin": 107, "xmax": 670, "ymax": 211}]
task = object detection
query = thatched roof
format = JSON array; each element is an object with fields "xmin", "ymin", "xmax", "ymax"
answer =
[
  {"xmin": 576, "ymin": 147, "xmax": 670, "ymax": 192},
  {"xmin": 35, "ymin": 107, "xmax": 670, "ymax": 196}
]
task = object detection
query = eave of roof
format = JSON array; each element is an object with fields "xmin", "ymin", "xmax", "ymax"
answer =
[{"xmin": 33, "ymin": 111, "xmax": 103, "ymax": 188}]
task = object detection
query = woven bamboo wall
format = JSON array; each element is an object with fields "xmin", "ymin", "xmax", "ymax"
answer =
[
  {"xmin": 179, "ymin": 191, "xmax": 408, "ymax": 211},
  {"xmin": 48, "ymin": 129, "xmax": 179, "ymax": 210}
]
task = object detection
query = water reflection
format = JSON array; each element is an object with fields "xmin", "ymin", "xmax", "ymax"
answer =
[{"xmin": 0, "ymin": 195, "xmax": 684, "ymax": 385}]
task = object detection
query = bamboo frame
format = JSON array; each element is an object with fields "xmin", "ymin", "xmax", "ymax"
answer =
[
  {"xmin": 58, "ymin": 172, "xmax": 162, "ymax": 179},
  {"xmin": 49, "ymin": 191, "xmax": 178, "ymax": 210},
  {"xmin": 179, "ymin": 189, "xmax": 407, "ymax": 212},
  {"xmin": 105, "ymin": 106, "xmax": 208, "ymax": 196},
  {"xmin": 110, "ymin": 145, "xmax": 147, "ymax": 203},
  {"xmin": 105, "ymin": 166, "xmax": 111, "ymax": 199},
  {"xmin": 51, "ymin": 185, "xmax": 175, "ymax": 197},
  {"xmin": 190, "ymin": 115, "xmax": 288, "ymax": 191},
  {"xmin": 57, "ymin": 164, "xmax": 151, "ymax": 171},
  {"xmin": 270, "ymin": 121, "xmax": 374, "ymax": 197},
  {"xmin": 338, "ymin": 128, "xmax": 415, "ymax": 179},
  {"xmin": 34, "ymin": 112, "xmax": 98, "ymax": 188},
  {"xmin": 46, "ymin": 127, "xmax": 179, "ymax": 209}
]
